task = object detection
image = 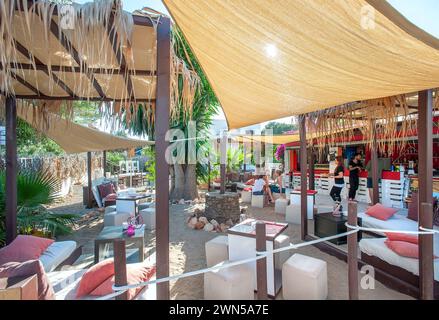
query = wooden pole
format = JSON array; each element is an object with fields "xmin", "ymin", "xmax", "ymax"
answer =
[
  {"xmin": 308, "ymin": 147, "xmax": 315, "ymax": 190},
  {"xmin": 256, "ymin": 221, "xmax": 268, "ymax": 300},
  {"xmin": 113, "ymin": 239, "xmax": 128, "ymax": 300},
  {"xmin": 417, "ymin": 89, "xmax": 434, "ymax": 300},
  {"xmin": 86, "ymin": 151, "xmax": 93, "ymax": 209},
  {"xmin": 5, "ymin": 97, "xmax": 17, "ymax": 245},
  {"xmin": 155, "ymin": 15, "xmax": 171, "ymax": 300},
  {"xmin": 371, "ymin": 121, "xmax": 379, "ymax": 205},
  {"xmin": 102, "ymin": 150, "xmax": 107, "ymax": 178},
  {"xmin": 220, "ymin": 131, "xmax": 226, "ymax": 194},
  {"xmin": 299, "ymin": 115, "xmax": 308, "ymax": 240},
  {"xmin": 347, "ymin": 201, "xmax": 359, "ymax": 300},
  {"xmin": 207, "ymin": 160, "xmax": 211, "ymax": 192}
]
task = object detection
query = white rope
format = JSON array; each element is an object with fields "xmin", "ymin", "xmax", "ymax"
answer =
[
  {"xmin": 419, "ymin": 226, "xmax": 439, "ymax": 234},
  {"xmin": 345, "ymin": 223, "xmax": 436, "ymax": 235},
  {"xmin": 97, "ymin": 229, "xmax": 359, "ymax": 300}
]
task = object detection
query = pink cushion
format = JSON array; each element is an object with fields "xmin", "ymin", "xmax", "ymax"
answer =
[
  {"xmin": 365, "ymin": 203, "xmax": 398, "ymax": 221},
  {"xmin": 104, "ymin": 193, "xmax": 117, "ymax": 202},
  {"xmin": 385, "ymin": 240, "xmax": 419, "ymax": 259},
  {"xmin": 385, "ymin": 232, "xmax": 418, "ymax": 244},
  {"xmin": 76, "ymin": 259, "xmax": 115, "ymax": 298},
  {"xmin": 90, "ymin": 263, "xmax": 156, "ymax": 300},
  {"xmin": 0, "ymin": 260, "xmax": 55, "ymax": 300},
  {"xmin": 243, "ymin": 187, "xmax": 252, "ymax": 192},
  {"xmin": 0, "ymin": 235, "xmax": 54, "ymax": 265}
]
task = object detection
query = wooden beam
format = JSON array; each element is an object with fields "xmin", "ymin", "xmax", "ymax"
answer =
[
  {"xmin": 11, "ymin": 72, "xmax": 44, "ymax": 96},
  {"xmin": 155, "ymin": 16, "xmax": 171, "ymax": 300},
  {"xmin": 256, "ymin": 221, "xmax": 268, "ymax": 300},
  {"xmin": 347, "ymin": 201, "xmax": 359, "ymax": 300},
  {"xmin": 417, "ymin": 89, "xmax": 434, "ymax": 300},
  {"xmin": 371, "ymin": 121, "xmax": 379, "ymax": 205},
  {"xmin": 11, "ymin": 95, "xmax": 155, "ymax": 103},
  {"xmin": 308, "ymin": 147, "xmax": 315, "ymax": 190},
  {"xmin": 113, "ymin": 239, "xmax": 128, "ymax": 300},
  {"xmin": 13, "ymin": 40, "xmax": 76, "ymax": 97},
  {"xmin": 8, "ymin": 62, "xmax": 155, "ymax": 76},
  {"xmin": 86, "ymin": 152, "xmax": 93, "ymax": 209},
  {"xmin": 299, "ymin": 115, "xmax": 308, "ymax": 240},
  {"xmin": 5, "ymin": 97, "xmax": 17, "ymax": 245}
]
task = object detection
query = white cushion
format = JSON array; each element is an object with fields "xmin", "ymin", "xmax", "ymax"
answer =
[
  {"xmin": 251, "ymin": 194, "xmax": 264, "ymax": 208},
  {"xmin": 282, "ymin": 253, "xmax": 328, "ymax": 300},
  {"xmin": 39, "ymin": 241, "xmax": 77, "ymax": 272}
]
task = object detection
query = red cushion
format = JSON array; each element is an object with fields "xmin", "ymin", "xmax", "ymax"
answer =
[
  {"xmin": 104, "ymin": 193, "xmax": 117, "ymax": 202},
  {"xmin": 385, "ymin": 240, "xmax": 419, "ymax": 259},
  {"xmin": 0, "ymin": 235, "xmax": 54, "ymax": 265},
  {"xmin": 97, "ymin": 183, "xmax": 114, "ymax": 199},
  {"xmin": 76, "ymin": 259, "xmax": 115, "ymax": 298},
  {"xmin": 385, "ymin": 232, "xmax": 418, "ymax": 244},
  {"xmin": 365, "ymin": 203, "xmax": 398, "ymax": 221},
  {"xmin": 89, "ymin": 263, "xmax": 156, "ymax": 300},
  {"xmin": 0, "ymin": 260, "xmax": 55, "ymax": 300},
  {"xmin": 243, "ymin": 187, "xmax": 252, "ymax": 192},
  {"xmin": 245, "ymin": 179, "xmax": 254, "ymax": 185}
]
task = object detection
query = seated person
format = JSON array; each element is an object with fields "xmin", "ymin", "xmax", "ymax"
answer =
[
  {"xmin": 253, "ymin": 175, "xmax": 275, "ymax": 203},
  {"xmin": 269, "ymin": 170, "xmax": 285, "ymax": 194}
]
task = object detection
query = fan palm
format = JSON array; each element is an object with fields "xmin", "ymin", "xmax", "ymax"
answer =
[{"xmin": 0, "ymin": 170, "xmax": 78, "ymax": 246}]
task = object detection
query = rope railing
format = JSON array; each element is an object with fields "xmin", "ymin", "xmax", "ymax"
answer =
[{"xmin": 345, "ymin": 223, "xmax": 436, "ymax": 235}]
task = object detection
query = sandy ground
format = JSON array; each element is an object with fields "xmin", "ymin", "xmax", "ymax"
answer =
[{"xmin": 54, "ymin": 189, "xmax": 412, "ymax": 300}]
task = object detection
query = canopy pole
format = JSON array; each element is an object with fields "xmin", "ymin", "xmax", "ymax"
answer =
[
  {"xmin": 299, "ymin": 115, "xmax": 308, "ymax": 240},
  {"xmin": 308, "ymin": 147, "xmax": 315, "ymax": 191},
  {"xmin": 102, "ymin": 150, "xmax": 107, "ymax": 178},
  {"xmin": 86, "ymin": 152, "xmax": 93, "ymax": 209},
  {"xmin": 417, "ymin": 89, "xmax": 434, "ymax": 300},
  {"xmin": 207, "ymin": 160, "xmax": 211, "ymax": 192},
  {"xmin": 371, "ymin": 121, "xmax": 379, "ymax": 205},
  {"xmin": 347, "ymin": 201, "xmax": 359, "ymax": 300},
  {"xmin": 256, "ymin": 221, "xmax": 268, "ymax": 300},
  {"xmin": 5, "ymin": 96, "xmax": 17, "ymax": 245},
  {"xmin": 155, "ymin": 15, "xmax": 171, "ymax": 300},
  {"xmin": 220, "ymin": 131, "xmax": 226, "ymax": 194},
  {"xmin": 114, "ymin": 239, "xmax": 128, "ymax": 300}
]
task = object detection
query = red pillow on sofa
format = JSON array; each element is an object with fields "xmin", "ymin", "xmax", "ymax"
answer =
[
  {"xmin": 0, "ymin": 260, "xmax": 55, "ymax": 300},
  {"xmin": 365, "ymin": 203, "xmax": 398, "ymax": 221},
  {"xmin": 89, "ymin": 263, "xmax": 156, "ymax": 300},
  {"xmin": 76, "ymin": 259, "xmax": 115, "ymax": 298},
  {"xmin": 0, "ymin": 235, "xmax": 54, "ymax": 265},
  {"xmin": 385, "ymin": 232, "xmax": 418, "ymax": 244},
  {"xmin": 385, "ymin": 240, "xmax": 419, "ymax": 258},
  {"xmin": 97, "ymin": 183, "xmax": 114, "ymax": 199}
]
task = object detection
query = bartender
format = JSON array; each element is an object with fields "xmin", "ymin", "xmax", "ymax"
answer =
[{"xmin": 348, "ymin": 153, "xmax": 363, "ymax": 201}]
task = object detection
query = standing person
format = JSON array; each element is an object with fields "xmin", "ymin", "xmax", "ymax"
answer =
[
  {"xmin": 329, "ymin": 156, "xmax": 345, "ymax": 210},
  {"xmin": 348, "ymin": 153, "xmax": 363, "ymax": 201}
]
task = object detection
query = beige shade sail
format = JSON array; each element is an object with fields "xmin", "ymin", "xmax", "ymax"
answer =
[
  {"xmin": 163, "ymin": 0, "xmax": 439, "ymax": 129},
  {"xmin": 17, "ymin": 104, "xmax": 153, "ymax": 154},
  {"xmin": 234, "ymin": 134, "xmax": 299, "ymax": 145}
]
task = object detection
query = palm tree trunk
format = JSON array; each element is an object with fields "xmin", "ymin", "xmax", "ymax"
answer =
[
  {"xmin": 171, "ymin": 163, "xmax": 185, "ymax": 201},
  {"xmin": 183, "ymin": 164, "xmax": 199, "ymax": 200}
]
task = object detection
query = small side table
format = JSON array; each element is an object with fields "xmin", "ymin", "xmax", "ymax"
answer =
[
  {"xmin": 314, "ymin": 212, "xmax": 362, "ymax": 245},
  {"xmin": 94, "ymin": 226, "xmax": 145, "ymax": 264}
]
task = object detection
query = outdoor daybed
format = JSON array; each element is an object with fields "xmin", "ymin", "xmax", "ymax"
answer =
[{"xmin": 354, "ymin": 209, "xmax": 418, "ymax": 236}]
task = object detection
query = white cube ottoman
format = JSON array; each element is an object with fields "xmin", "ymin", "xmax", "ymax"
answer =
[
  {"xmin": 241, "ymin": 190, "xmax": 252, "ymax": 203},
  {"xmin": 104, "ymin": 211, "xmax": 131, "ymax": 227},
  {"xmin": 140, "ymin": 208, "xmax": 156, "ymax": 230},
  {"xmin": 104, "ymin": 205, "xmax": 116, "ymax": 214},
  {"xmin": 251, "ymin": 194, "xmax": 264, "ymax": 208},
  {"xmin": 282, "ymin": 253, "xmax": 328, "ymax": 300},
  {"xmin": 285, "ymin": 204, "xmax": 301, "ymax": 224},
  {"xmin": 275, "ymin": 198, "xmax": 289, "ymax": 215},
  {"xmin": 205, "ymin": 235, "xmax": 229, "ymax": 267},
  {"xmin": 273, "ymin": 192, "xmax": 281, "ymax": 200},
  {"xmin": 204, "ymin": 260, "xmax": 254, "ymax": 300},
  {"xmin": 274, "ymin": 234, "xmax": 291, "ymax": 270}
]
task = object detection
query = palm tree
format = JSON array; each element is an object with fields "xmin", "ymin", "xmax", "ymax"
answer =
[{"xmin": 0, "ymin": 170, "xmax": 78, "ymax": 246}]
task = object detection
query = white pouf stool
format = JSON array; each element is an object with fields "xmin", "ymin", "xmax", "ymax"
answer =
[
  {"xmin": 205, "ymin": 236, "xmax": 229, "ymax": 267},
  {"xmin": 275, "ymin": 198, "xmax": 289, "ymax": 215},
  {"xmin": 282, "ymin": 253, "xmax": 328, "ymax": 300},
  {"xmin": 285, "ymin": 204, "xmax": 301, "ymax": 224},
  {"xmin": 104, "ymin": 211, "xmax": 131, "ymax": 227},
  {"xmin": 204, "ymin": 260, "xmax": 254, "ymax": 300},
  {"xmin": 241, "ymin": 190, "xmax": 252, "ymax": 203},
  {"xmin": 104, "ymin": 205, "xmax": 116, "ymax": 214},
  {"xmin": 251, "ymin": 194, "xmax": 264, "ymax": 208},
  {"xmin": 274, "ymin": 234, "xmax": 291, "ymax": 270},
  {"xmin": 140, "ymin": 208, "xmax": 156, "ymax": 230},
  {"xmin": 273, "ymin": 192, "xmax": 281, "ymax": 200}
]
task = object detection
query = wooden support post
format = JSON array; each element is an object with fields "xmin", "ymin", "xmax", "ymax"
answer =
[
  {"xmin": 5, "ymin": 97, "xmax": 17, "ymax": 245},
  {"xmin": 155, "ymin": 16, "xmax": 171, "ymax": 300},
  {"xmin": 308, "ymin": 147, "xmax": 315, "ymax": 191},
  {"xmin": 371, "ymin": 121, "xmax": 379, "ymax": 205},
  {"xmin": 256, "ymin": 221, "xmax": 268, "ymax": 300},
  {"xmin": 86, "ymin": 151, "xmax": 93, "ymax": 209},
  {"xmin": 299, "ymin": 115, "xmax": 308, "ymax": 240},
  {"xmin": 113, "ymin": 239, "xmax": 128, "ymax": 300},
  {"xmin": 207, "ymin": 161, "xmax": 211, "ymax": 192},
  {"xmin": 417, "ymin": 89, "xmax": 434, "ymax": 300},
  {"xmin": 220, "ymin": 131, "xmax": 227, "ymax": 194},
  {"xmin": 347, "ymin": 201, "xmax": 359, "ymax": 300},
  {"xmin": 102, "ymin": 150, "xmax": 107, "ymax": 178}
]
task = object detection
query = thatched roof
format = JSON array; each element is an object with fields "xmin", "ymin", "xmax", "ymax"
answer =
[{"xmin": 163, "ymin": 0, "xmax": 439, "ymax": 129}]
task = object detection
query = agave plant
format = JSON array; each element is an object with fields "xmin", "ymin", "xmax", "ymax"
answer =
[{"xmin": 0, "ymin": 169, "xmax": 78, "ymax": 246}]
